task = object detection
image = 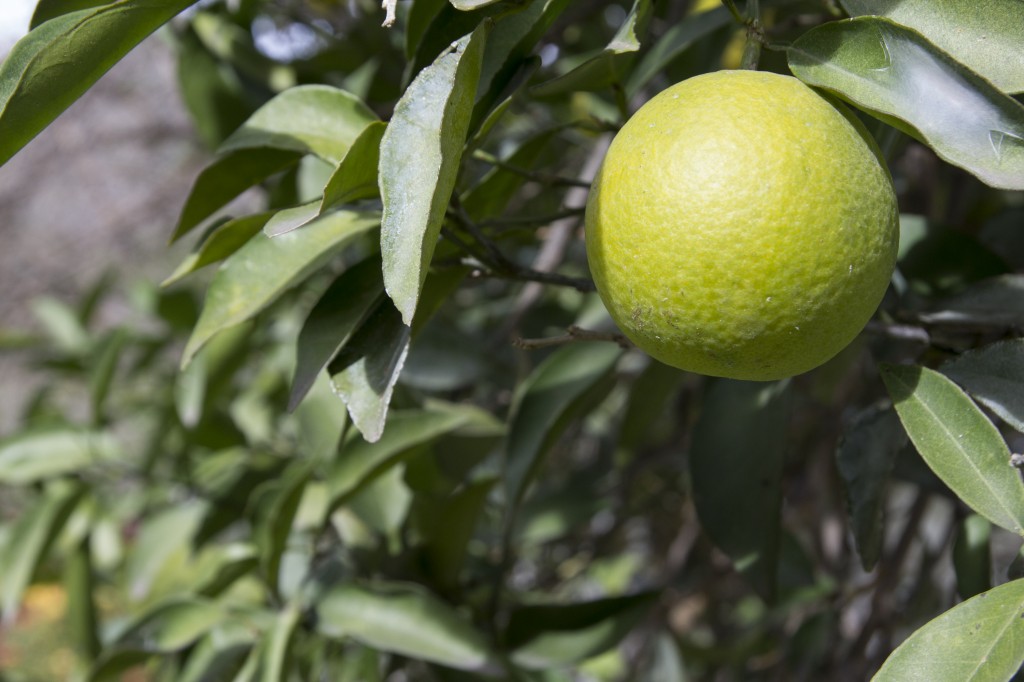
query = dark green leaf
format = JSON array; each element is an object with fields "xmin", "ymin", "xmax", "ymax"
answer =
[
  {"xmin": 506, "ymin": 592, "xmax": 658, "ymax": 669},
  {"xmin": 841, "ymin": 0, "xmax": 1024, "ymax": 93},
  {"xmin": 836, "ymin": 406, "xmax": 907, "ymax": 570},
  {"xmin": 172, "ymin": 149, "xmax": 301, "ymax": 243},
  {"xmin": 87, "ymin": 649, "xmax": 153, "ymax": 682},
  {"xmin": 328, "ymin": 300, "xmax": 411, "ymax": 443},
  {"xmin": 531, "ymin": 0, "xmax": 651, "ymax": 97},
  {"xmin": 178, "ymin": 625, "xmax": 255, "ymax": 682},
  {"xmin": 257, "ymin": 463, "xmax": 312, "ymax": 596},
  {"xmin": 316, "ymin": 581, "xmax": 500, "ymax": 672},
  {"xmin": 289, "ymin": 255, "xmax": 385, "ymax": 412},
  {"xmin": 30, "ymin": 0, "xmax": 111, "ymax": 28},
  {"xmin": 0, "ymin": 480, "xmax": 84, "ymax": 622},
  {"xmin": 64, "ymin": 535, "xmax": 100, "ymax": 660},
  {"xmin": 174, "ymin": 26, "xmax": 254, "ymax": 148},
  {"xmin": 873, "ymin": 578, "xmax": 1024, "ymax": 681},
  {"xmin": 88, "ymin": 328, "xmax": 126, "ymax": 421},
  {"xmin": 690, "ymin": 379, "xmax": 790, "ymax": 602},
  {"xmin": 317, "ymin": 122, "xmax": 387, "ymax": 215},
  {"xmin": 380, "ymin": 25, "xmax": 486, "ymax": 324},
  {"xmin": 942, "ymin": 339, "xmax": 1024, "ymax": 434},
  {"xmin": 504, "ymin": 343, "xmax": 621, "ymax": 508},
  {"xmin": 881, "ymin": 364, "xmax": 1024, "ymax": 536},
  {"xmin": 0, "ymin": 428, "xmax": 120, "ymax": 485},
  {"xmin": 421, "ymin": 477, "xmax": 496, "ymax": 590},
  {"xmin": 0, "ymin": 0, "xmax": 195, "ymax": 167},
  {"xmin": 788, "ymin": 17, "xmax": 1024, "ymax": 190},
  {"xmin": 219, "ymin": 85, "xmax": 377, "ymax": 164},
  {"xmin": 182, "ymin": 209, "xmax": 380, "ymax": 367},
  {"xmin": 953, "ymin": 514, "xmax": 992, "ymax": 600},
  {"xmin": 461, "ymin": 128, "xmax": 559, "ymax": 220},
  {"xmin": 327, "ymin": 405, "xmax": 483, "ymax": 511},
  {"xmin": 164, "ymin": 212, "xmax": 275, "ymax": 286},
  {"xmin": 921, "ymin": 275, "xmax": 1024, "ymax": 328}
]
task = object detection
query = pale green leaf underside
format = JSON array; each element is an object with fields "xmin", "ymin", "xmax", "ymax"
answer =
[
  {"xmin": 788, "ymin": 17, "xmax": 1024, "ymax": 190},
  {"xmin": 379, "ymin": 26, "xmax": 487, "ymax": 325}
]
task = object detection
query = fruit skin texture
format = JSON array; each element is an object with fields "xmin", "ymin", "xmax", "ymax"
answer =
[{"xmin": 585, "ymin": 70, "xmax": 899, "ymax": 381}]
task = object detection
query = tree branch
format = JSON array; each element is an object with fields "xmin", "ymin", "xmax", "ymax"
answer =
[{"xmin": 514, "ymin": 325, "xmax": 632, "ymax": 350}]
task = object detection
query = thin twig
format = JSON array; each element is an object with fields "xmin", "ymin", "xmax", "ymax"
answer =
[
  {"xmin": 480, "ymin": 207, "xmax": 585, "ymax": 229},
  {"xmin": 471, "ymin": 150, "xmax": 591, "ymax": 188},
  {"xmin": 514, "ymin": 325, "xmax": 632, "ymax": 350},
  {"xmin": 471, "ymin": 267, "xmax": 595, "ymax": 292}
]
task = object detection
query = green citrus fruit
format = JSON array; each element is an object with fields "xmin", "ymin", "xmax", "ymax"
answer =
[{"xmin": 585, "ymin": 70, "xmax": 899, "ymax": 380}]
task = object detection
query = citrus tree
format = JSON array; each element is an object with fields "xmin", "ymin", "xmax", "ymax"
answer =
[{"xmin": 1, "ymin": 0, "xmax": 1023, "ymax": 680}]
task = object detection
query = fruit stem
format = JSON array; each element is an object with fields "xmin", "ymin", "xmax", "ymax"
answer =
[{"xmin": 740, "ymin": 0, "xmax": 763, "ymax": 70}]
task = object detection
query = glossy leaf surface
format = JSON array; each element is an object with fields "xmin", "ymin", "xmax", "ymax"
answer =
[
  {"xmin": 881, "ymin": 364, "xmax": 1024, "ymax": 536},
  {"xmin": 788, "ymin": 17, "xmax": 1024, "ymax": 190}
]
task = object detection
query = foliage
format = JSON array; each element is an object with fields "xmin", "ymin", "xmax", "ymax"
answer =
[{"xmin": 2, "ymin": 0, "xmax": 1024, "ymax": 680}]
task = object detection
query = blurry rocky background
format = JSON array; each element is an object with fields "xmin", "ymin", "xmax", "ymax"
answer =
[{"xmin": 0, "ymin": 21, "xmax": 213, "ymax": 433}]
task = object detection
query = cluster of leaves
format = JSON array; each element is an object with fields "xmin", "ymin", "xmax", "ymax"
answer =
[{"xmin": 1, "ymin": 0, "xmax": 1024, "ymax": 680}]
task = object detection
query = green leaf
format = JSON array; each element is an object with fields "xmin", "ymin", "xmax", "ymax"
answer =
[
  {"xmin": 116, "ymin": 598, "xmax": 226, "ymax": 652},
  {"xmin": 164, "ymin": 212, "xmax": 275, "ymax": 286},
  {"xmin": 87, "ymin": 649, "xmax": 153, "ymax": 682},
  {"xmin": 380, "ymin": 25, "xmax": 486, "ymax": 324},
  {"xmin": 880, "ymin": 364, "xmax": 1024, "ymax": 536},
  {"xmin": 196, "ymin": 544, "xmax": 259, "ymax": 598},
  {"xmin": 173, "ymin": 26, "xmax": 254, "ymax": 149},
  {"xmin": 30, "ymin": 0, "xmax": 111, "ymax": 28},
  {"xmin": 873, "ymin": 578, "xmax": 1024, "ymax": 681},
  {"xmin": 942, "ymin": 339, "xmax": 1024, "ymax": 434},
  {"xmin": 172, "ymin": 149, "xmax": 301, "ymax": 243},
  {"xmin": 0, "ymin": 428, "xmax": 120, "ymax": 485},
  {"xmin": 125, "ymin": 502, "xmax": 205, "ymax": 600},
  {"xmin": 921, "ymin": 275, "xmax": 1024, "ymax": 328},
  {"xmin": 328, "ymin": 300, "xmax": 411, "ymax": 443},
  {"xmin": 841, "ymin": 0, "xmax": 1024, "ymax": 94},
  {"xmin": 625, "ymin": 5, "xmax": 733, "ymax": 98},
  {"xmin": 256, "ymin": 463, "xmax": 312, "ymax": 596},
  {"xmin": 449, "ymin": 0, "xmax": 502, "ymax": 8},
  {"xmin": 420, "ymin": 477, "xmax": 496, "ymax": 590},
  {"xmin": 690, "ymin": 379, "xmax": 790, "ymax": 602},
  {"xmin": 327, "ymin": 405, "xmax": 480, "ymax": 511},
  {"xmin": 835, "ymin": 406, "xmax": 907, "ymax": 571},
  {"xmin": 0, "ymin": 0, "xmax": 195, "ymax": 167},
  {"xmin": 32, "ymin": 296, "xmax": 91, "ymax": 354},
  {"xmin": 953, "ymin": 514, "xmax": 993, "ymax": 600},
  {"xmin": 178, "ymin": 625, "xmax": 255, "ymax": 682},
  {"xmin": 182, "ymin": 209, "xmax": 380, "ymax": 367},
  {"xmin": 219, "ymin": 85, "xmax": 378, "ymax": 164},
  {"xmin": 264, "ymin": 200, "xmax": 321, "ymax": 238},
  {"xmin": 788, "ymin": 17, "xmax": 1024, "ymax": 190},
  {"xmin": 506, "ymin": 592, "xmax": 658, "ymax": 669},
  {"xmin": 88, "ymin": 328, "xmax": 126, "ymax": 421},
  {"xmin": 320, "ymin": 121, "xmax": 387, "ymax": 213},
  {"xmin": 0, "ymin": 480, "xmax": 84, "ymax": 623},
  {"xmin": 316, "ymin": 581, "xmax": 499, "ymax": 672},
  {"xmin": 531, "ymin": 0, "xmax": 652, "ymax": 97},
  {"xmin": 260, "ymin": 603, "xmax": 301, "ymax": 682},
  {"xmin": 505, "ymin": 343, "xmax": 621, "ymax": 508},
  {"xmin": 289, "ymin": 255, "xmax": 385, "ymax": 412},
  {"xmin": 460, "ymin": 128, "xmax": 559, "ymax": 220}
]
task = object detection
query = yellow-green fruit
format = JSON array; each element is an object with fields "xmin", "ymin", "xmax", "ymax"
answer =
[{"xmin": 585, "ymin": 70, "xmax": 899, "ymax": 380}]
